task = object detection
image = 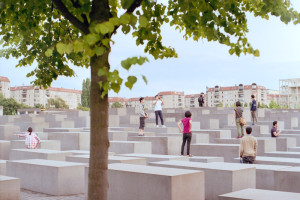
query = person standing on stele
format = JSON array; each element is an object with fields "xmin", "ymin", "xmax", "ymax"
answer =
[
  {"xmin": 177, "ymin": 111, "xmax": 193, "ymax": 157},
  {"xmin": 138, "ymin": 97, "xmax": 148, "ymax": 136},
  {"xmin": 250, "ymin": 95, "xmax": 258, "ymax": 125},
  {"xmin": 153, "ymin": 95, "xmax": 166, "ymax": 128},
  {"xmin": 198, "ymin": 94, "xmax": 204, "ymax": 107}
]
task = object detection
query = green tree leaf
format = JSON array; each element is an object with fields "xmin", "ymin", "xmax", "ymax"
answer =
[
  {"xmin": 142, "ymin": 75, "xmax": 148, "ymax": 85},
  {"xmin": 56, "ymin": 43, "xmax": 66, "ymax": 55},
  {"xmin": 121, "ymin": 0, "xmax": 135, "ymax": 9},
  {"xmin": 125, "ymin": 76, "xmax": 137, "ymax": 89},
  {"xmin": 45, "ymin": 48, "xmax": 53, "ymax": 57},
  {"xmin": 120, "ymin": 13, "xmax": 131, "ymax": 25},
  {"xmin": 139, "ymin": 16, "xmax": 148, "ymax": 27}
]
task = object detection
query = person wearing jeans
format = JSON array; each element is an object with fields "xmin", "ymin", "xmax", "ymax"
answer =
[
  {"xmin": 177, "ymin": 111, "xmax": 193, "ymax": 157},
  {"xmin": 153, "ymin": 95, "xmax": 166, "ymax": 128}
]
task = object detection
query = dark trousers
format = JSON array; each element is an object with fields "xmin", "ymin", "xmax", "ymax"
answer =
[
  {"xmin": 155, "ymin": 110, "xmax": 164, "ymax": 125},
  {"xmin": 242, "ymin": 156, "xmax": 255, "ymax": 164},
  {"xmin": 181, "ymin": 133, "xmax": 192, "ymax": 155}
]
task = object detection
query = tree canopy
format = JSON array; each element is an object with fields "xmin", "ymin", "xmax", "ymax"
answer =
[{"xmin": 1, "ymin": 0, "xmax": 299, "ymax": 96}]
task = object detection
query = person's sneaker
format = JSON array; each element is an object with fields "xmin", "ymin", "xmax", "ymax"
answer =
[
  {"xmin": 156, "ymin": 125, "xmax": 159, "ymax": 128},
  {"xmin": 162, "ymin": 125, "xmax": 166, "ymax": 128}
]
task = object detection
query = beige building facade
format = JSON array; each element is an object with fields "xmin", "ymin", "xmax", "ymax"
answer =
[
  {"xmin": 157, "ymin": 91, "xmax": 185, "ymax": 108},
  {"xmin": 207, "ymin": 83, "xmax": 267, "ymax": 107},
  {"xmin": 10, "ymin": 86, "xmax": 81, "ymax": 109},
  {"xmin": 279, "ymin": 78, "xmax": 300, "ymax": 109},
  {"xmin": 0, "ymin": 76, "xmax": 10, "ymax": 98},
  {"xmin": 185, "ymin": 94, "xmax": 207, "ymax": 108}
]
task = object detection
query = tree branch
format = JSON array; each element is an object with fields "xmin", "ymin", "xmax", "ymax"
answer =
[
  {"xmin": 111, "ymin": 0, "xmax": 143, "ymax": 36},
  {"xmin": 52, "ymin": 0, "xmax": 89, "ymax": 34}
]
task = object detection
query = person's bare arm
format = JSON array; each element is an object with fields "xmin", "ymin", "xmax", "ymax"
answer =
[
  {"xmin": 161, "ymin": 100, "xmax": 164, "ymax": 105},
  {"xmin": 189, "ymin": 119, "xmax": 192, "ymax": 133},
  {"xmin": 177, "ymin": 121, "xmax": 183, "ymax": 133}
]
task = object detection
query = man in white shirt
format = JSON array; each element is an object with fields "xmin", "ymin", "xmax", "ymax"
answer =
[{"xmin": 153, "ymin": 95, "xmax": 166, "ymax": 128}]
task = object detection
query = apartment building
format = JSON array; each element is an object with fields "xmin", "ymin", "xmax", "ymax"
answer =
[
  {"xmin": 10, "ymin": 86, "xmax": 81, "ymax": 109},
  {"xmin": 279, "ymin": 78, "xmax": 300, "ymax": 109},
  {"xmin": 127, "ymin": 97, "xmax": 155, "ymax": 110},
  {"xmin": 157, "ymin": 91, "xmax": 185, "ymax": 108},
  {"xmin": 206, "ymin": 83, "xmax": 267, "ymax": 107},
  {"xmin": 0, "ymin": 76, "xmax": 10, "ymax": 98},
  {"xmin": 108, "ymin": 97, "xmax": 127, "ymax": 108},
  {"xmin": 185, "ymin": 94, "xmax": 207, "ymax": 108}
]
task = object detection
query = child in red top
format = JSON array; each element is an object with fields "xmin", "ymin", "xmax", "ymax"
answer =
[{"xmin": 177, "ymin": 111, "xmax": 192, "ymax": 156}]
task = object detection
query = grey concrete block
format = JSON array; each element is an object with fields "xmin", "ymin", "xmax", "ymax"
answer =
[
  {"xmin": 66, "ymin": 155, "xmax": 146, "ymax": 165},
  {"xmin": 0, "ymin": 175, "xmax": 20, "ymax": 200},
  {"xmin": 219, "ymin": 188, "xmax": 300, "ymax": 200},
  {"xmin": 254, "ymin": 156, "xmax": 300, "ymax": 166},
  {"xmin": 252, "ymin": 164, "xmax": 292, "ymax": 190},
  {"xmin": 109, "ymin": 141, "xmax": 152, "ymax": 154},
  {"xmin": 7, "ymin": 159, "xmax": 85, "ymax": 195},
  {"xmin": 48, "ymin": 132, "xmax": 90, "ymax": 151},
  {"xmin": 10, "ymin": 140, "xmax": 61, "ymax": 150},
  {"xmin": 0, "ymin": 140, "xmax": 10, "ymax": 160},
  {"xmin": 128, "ymin": 136, "xmax": 181, "ymax": 155},
  {"xmin": 256, "ymin": 137, "xmax": 276, "ymax": 156},
  {"xmin": 265, "ymin": 151, "xmax": 300, "ymax": 159},
  {"xmin": 117, "ymin": 153, "xmax": 189, "ymax": 163},
  {"xmin": 150, "ymin": 161, "xmax": 255, "ymax": 200},
  {"xmin": 9, "ymin": 149, "xmax": 72, "ymax": 161},
  {"xmin": 0, "ymin": 160, "xmax": 6, "ymax": 175},
  {"xmin": 275, "ymin": 167, "xmax": 300, "ymax": 193},
  {"xmin": 108, "ymin": 131, "xmax": 128, "ymax": 141},
  {"xmin": 106, "ymin": 163, "xmax": 205, "ymax": 200},
  {"xmin": 191, "ymin": 143, "xmax": 239, "ymax": 162},
  {"xmin": 275, "ymin": 137, "xmax": 297, "ymax": 151},
  {"xmin": 189, "ymin": 156, "xmax": 224, "ymax": 163},
  {"xmin": 43, "ymin": 128, "xmax": 82, "ymax": 132},
  {"xmin": 0, "ymin": 125, "xmax": 20, "ymax": 140}
]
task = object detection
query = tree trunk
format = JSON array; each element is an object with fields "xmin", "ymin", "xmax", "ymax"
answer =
[{"xmin": 88, "ymin": 50, "xmax": 110, "ymax": 200}]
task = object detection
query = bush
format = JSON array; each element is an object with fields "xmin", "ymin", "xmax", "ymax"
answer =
[
  {"xmin": 111, "ymin": 101, "xmax": 123, "ymax": 108},
  {"xmin": 77, "ymin": 104, "xmax": 90, "ymax": 111},
  {"xmin": 0, "ymin": 95, "xmax": 21, "ymax": 115}
]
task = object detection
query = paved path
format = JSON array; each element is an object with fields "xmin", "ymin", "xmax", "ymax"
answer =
[{"xmin": 21, "ymin": 189, "xmax": 85, "ymax": 200}]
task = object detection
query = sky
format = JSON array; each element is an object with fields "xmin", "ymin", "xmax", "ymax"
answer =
[{"xmin": 1, "ymin": 1, "xmax": 300, "ymax": 98}]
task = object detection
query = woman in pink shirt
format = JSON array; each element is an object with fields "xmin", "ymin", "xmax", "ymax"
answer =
[
  {"xmin": 14, "ymin": 127, "xmax": 40, "ymax": 149},
  {"xmin": 177, "ymin": 111, "xmax": 192, "ymax": 157}
]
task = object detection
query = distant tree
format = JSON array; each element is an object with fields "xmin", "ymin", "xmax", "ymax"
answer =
[
  {"xmin": 111, "ymin": 101, "xmax": 123, "ymax": 108},
  {"xmin": 249, "ymin": 102, "xmax": 252, "ymax": 108},
  {"xmin": 218, "ymin": 102, "xmax": 223, "ymax": 107},
  {"xmin": 34, "ymin": 103, "xmax": 45, "ymax": 109},
  {"xmin": 258, "ymin": 102, "xmax": 261, "ymax": 108},
  {"xmin": 81, "ymin": 78, "xmax": 91, "ymax": 107},
  {"xmin": 244, "ymin": 102, "xmax": 248, "ymax": 107},
  {"xmin": 269, "ymin": 100, "xmax": 280, "ymax": 109},
  {"xmin": 283, "ymin": 105, "xmax": 289, "ymax": 109},
  {"xmin": 0, "ymin": 96, "xmax": 20, "ymax": 115},
  {"xmin": 47, "ymin": 98, "xmax": 69, "ymax": 109},
  {"xmin": 78, "ymin": 103, "xmax": 90, "ymax": 111}
]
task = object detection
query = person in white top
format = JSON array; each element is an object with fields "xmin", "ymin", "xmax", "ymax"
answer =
[{"xmin": 153, "ymin": 95, "xmax": 166, "ymax": 128}]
